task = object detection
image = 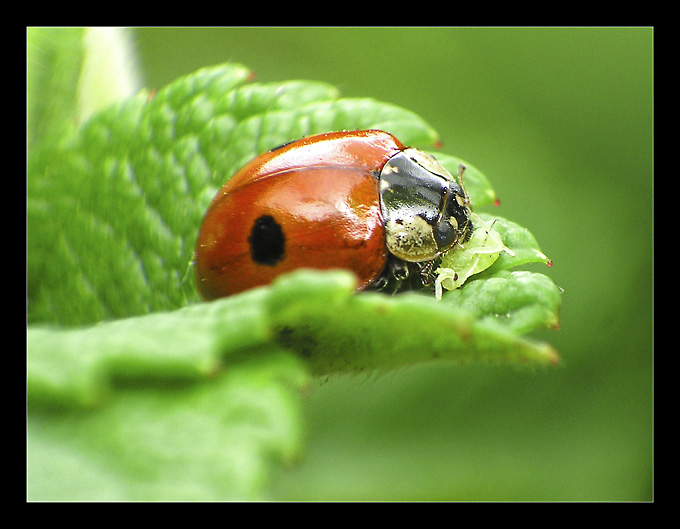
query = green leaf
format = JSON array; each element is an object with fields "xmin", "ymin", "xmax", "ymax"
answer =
[
  {"xmin": 75, "ymin": 27, "xmax": 141, "ymax": 125},
  {"xmin": 28, "ymin": 347, "xmax": 309, "ymax": 501},
  {"xmin": 440, "ymin": 270, "xmax": 562, "ymax": 335},
  {"xmin": 27, "ymin": 287, "xmax": 270, "ymax": 409},
  {"xmin": 26, "ymin": 266, "xmax": 558, "ymax": 412},
  {"xmin": 27, "ymin": 267, "xmax": 557, "ymax": 499},
  {"xmin": 27, "ymin": 28, "xmax": 140, "ymax": 152},
  {"xmin": 27, "ymin": 286, "xmax": 309, "ymax": 500},
  {"xmin": 27, "ymin": 28, "xmax": 85, "ymax": 150},
  {"xmin": 267, "ymin": 270, "xmax": 560, "ymax": 374}
]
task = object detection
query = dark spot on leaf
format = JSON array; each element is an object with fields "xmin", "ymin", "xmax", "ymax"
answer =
[{"xmin": 274, "ymin": 325, "xmax": 318, "ymax": 359}]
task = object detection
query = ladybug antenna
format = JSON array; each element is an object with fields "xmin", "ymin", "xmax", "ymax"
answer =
[{"xmin": 457, "ymin": 164, "xmax": 471, "ymax": 209}]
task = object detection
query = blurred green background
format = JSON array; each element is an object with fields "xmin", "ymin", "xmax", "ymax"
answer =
[{"xmin": 132, "ymin": 27, "xmax": 653, "ymax": 501}]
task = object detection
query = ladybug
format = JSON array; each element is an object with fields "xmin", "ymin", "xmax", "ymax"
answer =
[{"xmin": 194, "ymin": 130, "xmax": 473, "ymax": 299}]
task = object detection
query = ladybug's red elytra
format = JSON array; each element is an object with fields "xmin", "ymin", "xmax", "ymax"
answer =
[{"xmin": 194, "ymin": 130, "xmax": 472, "ymax": 299}]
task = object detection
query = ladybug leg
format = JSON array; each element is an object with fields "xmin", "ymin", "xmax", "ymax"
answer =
[
  {"xmin": 370, "ymin": 254, "xmax": 433, "ymax": 294},
  {"xmin": 371, "ymin": 254, "xmax": 406, "ymax": 292},
  {"xmin": 390, "ymin": 256, "xmax": 410, "ymax": 281},
  {"xmin": 371, "ymin": 273, "xmax": 390, "ymax": 291},
  {"xmin": 418, "ymin": 259, "xmax": 439, "ymax": 286}
]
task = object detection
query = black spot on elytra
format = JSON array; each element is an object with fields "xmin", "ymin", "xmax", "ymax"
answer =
[{"xmin": 249, "ymin": 215, "xmax": 285, "ymax": 266}]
